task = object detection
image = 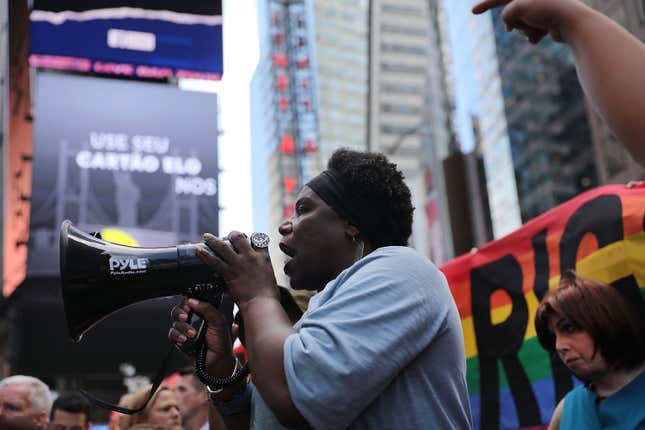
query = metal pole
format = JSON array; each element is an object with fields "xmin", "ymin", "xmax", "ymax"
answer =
[
  {"xmin": 366, "ymin": 0, "xmax": 373, "ymax": 151},
  {"xmin": 0, "ymin": 0, "xmax": 9, "ymax": 296}
]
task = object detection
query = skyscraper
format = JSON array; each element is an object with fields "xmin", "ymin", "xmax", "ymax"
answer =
[
  {"xmin": 251, "ymin": 0, "xmax": 323, "ymax": 285},
  {"xmin": 251, "ymin": 0, "xmax": 456, "ymax": 269},
  {"xmin": 491, "ymin": 9, "xmax": 598, "ymax": 222},
  {"xmin": 368, "ymin": 0, "xmax": 454, "ymax": 261},
  {"xmin": 443, "ymin": 0, "xmax": 522, "ymax": 238},
  {"xmin": 313, "ymin": 0, "xmax": 370, "ymax": 160}
]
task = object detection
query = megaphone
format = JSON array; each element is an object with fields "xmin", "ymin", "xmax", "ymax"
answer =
[{"xmin": 60, "ymin": 220, "xmax": 224, "ymax": 343}]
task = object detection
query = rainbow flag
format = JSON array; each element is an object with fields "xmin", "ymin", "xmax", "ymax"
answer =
[{"xmin": 440, "ymin": 184, "xmax": 645, "ymax": 430}]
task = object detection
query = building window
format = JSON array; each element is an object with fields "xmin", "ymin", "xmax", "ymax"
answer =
[
  {"xmin": 382, "ymin": 4, "xmax": 424, "ymax": 16},
  {"xmin": 381, "ymin": 43, "xmax": 427, "ymax": 55},
  {"xmin": 382, "ymin": 83, "xmax": 423, "ymax": 95},
  {"xmin": 381, "ymin": 63, "xmax": 426, "ymax": 74},
  {"xmin": 380, "ymin": 124, "xmax": 419, "ymax": 135},
  {"xmin": 380, "ymin": 103, "xmax": 421, "ymax": 115},
  {"xmin": 381, "ymin": 23, "xmax": 427, "ymax": 37}
]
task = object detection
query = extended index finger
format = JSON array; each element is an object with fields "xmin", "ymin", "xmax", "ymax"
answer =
[
  {"xmin": 472, "ymin": 0, "xmax": 512, "ymax": 14},
  {"xmin": 203, "ymin": 232, "xmax": 237, "ymax": 262}
]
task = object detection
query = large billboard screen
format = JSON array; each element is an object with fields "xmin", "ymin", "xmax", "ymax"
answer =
[
  {"xmin": 29, "ymin": 1, "xmax": 223, "ymax": 80},
  {"xmin": 28, "ymin": 72, "xmax": 220, "ymax": 276}
]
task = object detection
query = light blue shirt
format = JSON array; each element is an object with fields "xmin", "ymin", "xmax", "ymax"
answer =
[{"xmin": 252, "ymin": 246, "xmax": 472, "ymax": 430}]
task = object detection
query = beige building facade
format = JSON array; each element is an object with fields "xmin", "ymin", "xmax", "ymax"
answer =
[{"xmin": 369, "ymin": 0, "xmax": 454, "ymax": 261}]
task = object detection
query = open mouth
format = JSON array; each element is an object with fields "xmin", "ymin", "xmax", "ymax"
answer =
[
  {"xmin": 279, "ymin": 243, "xmax": 295, "ymax": 275},
  {"xmin": 279, "ymin": 242, "xmax": 296, "ymax": 258}
]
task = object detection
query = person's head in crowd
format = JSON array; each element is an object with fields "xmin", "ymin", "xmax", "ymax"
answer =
[
  {"xmin": 118, "ymin": 385, "xmax": 180, "ymax": 430},
  {"xmin": 0, "ymin": 375, "xmax": 52, "ymax": 430},
  {"xmin": 48, "ymin": 391, "xmax": 91, "ymax": 430},
  {"xmin": 174, "ymin": 369, "xmax": 208, "ymax": 430},
  {"xmin": 279, "ymin": 148, "xmax": 413, "ymax": 291},
  {"xmin": 535, "ymin": 272, "xmax": 645, "ymax": 381}
]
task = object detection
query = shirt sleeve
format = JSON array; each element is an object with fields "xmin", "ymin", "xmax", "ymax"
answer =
[{"xmin": 283, "ymin": 248, "xmax": 452, "ymax": 430}]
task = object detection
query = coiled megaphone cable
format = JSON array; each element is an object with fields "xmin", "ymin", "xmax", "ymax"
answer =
[{"xmin": 194, "ymin": 324, "xmax": 250, "ymax": 389}]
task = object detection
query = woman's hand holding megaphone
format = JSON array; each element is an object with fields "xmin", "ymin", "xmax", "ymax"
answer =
[
  {"xmin": 169, "ymin": 229, "xmax": 278, "ymax": 384},
  {"xmin": 196, "ymin": 231, "xmax": 280, "ymax": 309},
  {"xmin": 169, "ymin": 298, "xmax": 238, "ymax": 378}
]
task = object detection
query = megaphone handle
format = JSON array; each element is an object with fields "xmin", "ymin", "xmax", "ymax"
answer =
[
  {"xmin": 218, "ymin": 291, "xmax": 235, "ymax": 337},
  {"xmin": 176, "ymin": 291, "xmax": 233, "ymax": 356},
  {"xmin": 176, "ymin": 312, "xmax": 208, "ymax": 356}
]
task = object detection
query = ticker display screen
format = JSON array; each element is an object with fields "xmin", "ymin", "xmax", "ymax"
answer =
[{"xmin": 29, "ymin": 1, "xmax": 223, "ymax": 80}]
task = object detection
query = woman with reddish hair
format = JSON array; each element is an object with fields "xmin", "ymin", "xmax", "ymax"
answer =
[{"xmin": 534, "ymin": 272, "xmax": 645, "ymax": 429}]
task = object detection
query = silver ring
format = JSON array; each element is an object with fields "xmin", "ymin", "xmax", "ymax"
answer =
[{"xmin": 250, "ymin": 232, "xmax": 270, "ymax": 249}]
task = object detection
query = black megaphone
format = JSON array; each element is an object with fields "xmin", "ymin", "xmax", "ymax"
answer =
[{"xmin": 59, "ymin": 220, "xmax": 226, "ymax": 343}]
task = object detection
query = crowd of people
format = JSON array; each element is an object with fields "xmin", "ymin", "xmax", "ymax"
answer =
[
  {"xmin": 0, "ymin": 370, "xmax": 213, "ymax": 430},
  {"xmin": 2, "ymin": 0, "xmax": 645, "ymax": 429}
]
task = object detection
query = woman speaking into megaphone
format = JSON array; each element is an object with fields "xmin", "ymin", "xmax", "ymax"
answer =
[{"xmin": 169, "ymin": 149, "xmax": 473, "ymax": 430}]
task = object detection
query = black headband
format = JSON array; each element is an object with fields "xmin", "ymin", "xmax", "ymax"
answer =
[{"xmin": 306, "ymin": 169, "xmax": 367, "ymax": 233}]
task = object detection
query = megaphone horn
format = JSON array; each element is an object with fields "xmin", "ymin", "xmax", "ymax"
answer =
[{"xmin": 59, "ymin": 220, "xmax": 221, "ymax": 342}]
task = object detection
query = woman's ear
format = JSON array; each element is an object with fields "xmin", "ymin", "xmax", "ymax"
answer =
[{"xmin": 345, "ymin": 223, "xmax": 360, "ymax": 239}]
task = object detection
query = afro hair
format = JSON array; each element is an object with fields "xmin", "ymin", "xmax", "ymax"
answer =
[{"xmin": 327, "ymin": 148, "xmax": 414, "ymax": 248}]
